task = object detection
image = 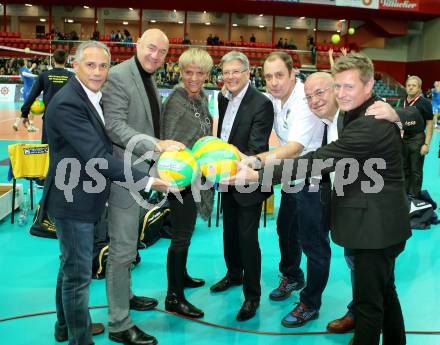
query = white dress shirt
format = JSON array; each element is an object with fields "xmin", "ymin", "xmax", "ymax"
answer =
[
  {"xmin": 322, "ymin": 109, "xmax": 340, "ymax": 185},
  {"xmin": 76, "ymin": 77, "xmax": 105, "ymax": 125},
  {"xmin": 220, "ymin": 82, "xmax": 250, "ymax": 142}
]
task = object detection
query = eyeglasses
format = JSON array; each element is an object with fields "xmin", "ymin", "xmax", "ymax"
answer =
[
  {"xmin": 220, "ymin": 69, "xmax": 248, "ymax": 78},
  {"xmin": 304, "ymin": 87, "xmax": 331, "ymax": 102}
]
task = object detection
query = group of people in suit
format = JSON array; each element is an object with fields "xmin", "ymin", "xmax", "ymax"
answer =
[{"xmin": 39, "ymin": 26, "xmax": 426, "ymax": 345}]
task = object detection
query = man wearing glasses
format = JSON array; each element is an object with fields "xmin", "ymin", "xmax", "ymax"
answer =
[
  {"xmin": 243, "ymin": 51, "xmax": 330, "ymax": 327},
  {"xmin": 210, "ymin": 51, "xmax": 274, "ymax": 322}
]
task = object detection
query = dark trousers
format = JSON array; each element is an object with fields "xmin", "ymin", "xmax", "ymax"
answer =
[
  {"xmin": 53, "ymin": 217, "xmax": 95, "ymax": 345},
  {"xmin": 167, "ymin": 189, "xmax": 197, "ymax": 297},
  {"xmin": 403, "ymin": 132, "xmax": 425, "ymax": 197},
  {"xmin": 352, "ymin": 241, "xmax": 406, "ymax": 345},
  {"xmin": 344, "ymin": 251, "xmax": 355, "ymax": 318},
  {"xmin": 277, "ymin": 184, "xmax": 331, "ymax": 310},
  {"xmin": 222, "ymin": 192, "xmax": 262, "ymax": 301}
]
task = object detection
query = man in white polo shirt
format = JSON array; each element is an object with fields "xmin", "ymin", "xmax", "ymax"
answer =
[{"xmin": 246, "ymin": 51, "xmax": 330, "ymax": 327}]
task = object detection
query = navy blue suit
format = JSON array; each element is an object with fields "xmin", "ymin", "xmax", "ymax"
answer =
[{"xmin": 42, "ymin": 77, "xmax": 149, "ymax": 345}]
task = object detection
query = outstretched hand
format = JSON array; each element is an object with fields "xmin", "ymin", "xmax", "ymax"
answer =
[{"xmin": 219, "ymin": 161, "xmax": 259, "ymax": 186}]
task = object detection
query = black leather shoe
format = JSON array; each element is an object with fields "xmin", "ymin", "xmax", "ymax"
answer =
[
  {"xmin": 165, "ymin": 293, "xmax": 204, "ymax": 318},
  {"xmin": 109, "ymin": 325, "xmax": 157, "ymax": 345},
  {"xmin": 236, "ymin": 300, "xmax": 259, "ymax": 321},
  {"xmin": 55, "ymin": 322, "xmax": 105, "ymax": 342},
  {"xmin": 210, "ymin": 276, "xmax": 243, "ymax": 292},
  {"xmin": 129, "ymin": 295, "xmax": 158, "ymax": 311},
  {"xmin": 184, "ymin": 272, "xmax": 205, "ymax": 288}
]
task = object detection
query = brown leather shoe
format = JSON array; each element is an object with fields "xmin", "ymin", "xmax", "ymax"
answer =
[
  {"xmin": 55, "ymin": 322, "xmax": 105, "ymax": 342},
  {"xmin": 326, "ymin": 314, "xmax": 355, "ymax": 333}
]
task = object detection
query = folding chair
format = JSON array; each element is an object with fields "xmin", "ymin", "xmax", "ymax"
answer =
[{"xmin": 8, "ymin": 144, "xmax": 49, "ymax": 224}]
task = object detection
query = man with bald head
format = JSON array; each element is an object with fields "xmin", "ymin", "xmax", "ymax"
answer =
[{"xmin": 103, "ymin": 28, "xmax": 184, "ymax": 345}]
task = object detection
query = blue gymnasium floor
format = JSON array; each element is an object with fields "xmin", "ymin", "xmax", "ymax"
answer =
[{"xmin": 0, "ymin": 123, "xmax": 439, "ymax": 345}]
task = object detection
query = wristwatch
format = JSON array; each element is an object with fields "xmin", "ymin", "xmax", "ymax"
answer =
[{"xmin": 252, "ymin": 156, "xmax": 263, "ymax": 170}]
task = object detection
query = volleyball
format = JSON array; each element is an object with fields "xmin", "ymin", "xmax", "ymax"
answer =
[
  {"xmin": 348, "ymin": 27, "xmax": 355, "ymax": 35},
  {"xmin": 192, "ymin": 136, "xmax": 224, "ymax": 159},
  {"xmin": 331, "ymin": 34, "xmax": 341, "ymax": 44},
  {"xmin": 197, "ymin": 142, "xmax": 241, "ymax": 183},
  {"xmin": 30, "ymin": 99, "xmax": 45, "ymax": 115},
  {"xmin": 24, "ymin": 47, "xmax": 30, "ymax": 53},
  {"xmin": 157, "ymin": 148, "xmax": 198, "ymax": 187}
]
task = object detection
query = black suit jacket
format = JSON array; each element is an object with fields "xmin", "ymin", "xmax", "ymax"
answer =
[
  {"xmin": 42, "ymin": 77, "xmax": 149, "ymax": 222},
  {"xmin": 217, "ymin": 85, "xmax": 274, "ymax": 206},
  {"xmin": 263, "ymin": 95, "xmax": 412, "ymax": 249}
]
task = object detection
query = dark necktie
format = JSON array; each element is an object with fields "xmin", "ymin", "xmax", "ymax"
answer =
[{"xmin": 321, "ymin": 123, "xmax": 331, "ymax": 184}]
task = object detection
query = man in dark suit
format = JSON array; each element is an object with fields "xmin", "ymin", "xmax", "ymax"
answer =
[
  {"xmin": 228, "ymin": 53, "xmax": 411, "ymax": 345},
  {"xmin": 303, "ymin": 72, "xmax": 422, "ymax": 336},
  {"xmin": 209, "ymin": 51, "xmax": 274, "ymax": 321},
  {"xmin": 43, "ymin": 41, "xmax": 170, "ymax": 345}
]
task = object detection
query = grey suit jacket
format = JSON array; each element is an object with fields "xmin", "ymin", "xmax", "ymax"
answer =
[{"xmin": 102, "ymin": 57, "xmax": 161, "ymax": 208}]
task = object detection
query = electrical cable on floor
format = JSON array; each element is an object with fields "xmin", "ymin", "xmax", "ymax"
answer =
[{"xmin": 0, "ymin": 305, "xmax": 439, "ymax": 336}]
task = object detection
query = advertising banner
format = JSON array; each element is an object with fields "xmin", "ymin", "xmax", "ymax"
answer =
[
  {"xmin": 0, "ymin": 84, "xmax": 16, "ymax": 103},
  {"xmin": 379, "ymin": 0, "xmax": 419, "ymax": 11},
  {"xmin": 335, "ymin": 0, "xmax": 379, "ymax": 9}
]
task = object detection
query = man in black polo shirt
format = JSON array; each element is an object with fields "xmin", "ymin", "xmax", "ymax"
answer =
[
  {"xmin": 20, "ymin": 49, "xmax": 74, "ymax": 144},
  {"xmin": 397, "ymin": 75, "xmax": 433, "ymax": 197}
]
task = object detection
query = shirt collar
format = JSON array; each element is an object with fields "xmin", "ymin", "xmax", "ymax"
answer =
[
  {"xmin": 321, "ymin": 109, "xmax": 340, "ymax": 126},
  {"xmin": 225, "ymin": 81, "xmax": 250, "ymax": 101},
  {"xmin": 270, "ymin": 78, "xmax": 302, "ymax": 114},
  {"xmin": 76, "ymin": 76, "xmax": 102, "ymax": 104}
]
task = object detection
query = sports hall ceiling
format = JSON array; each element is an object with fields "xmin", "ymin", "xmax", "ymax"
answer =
[{"xmin": 5, "ymin": 0, "xmax": 440, "ymax": 21}]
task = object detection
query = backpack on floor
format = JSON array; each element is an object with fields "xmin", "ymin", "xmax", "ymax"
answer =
[
  {"xmin": 138, "ymin": 192, "xmax": 171, "ymax": 249},
  {"xmin": 408, "ymin": 190, "xmax": 438, "ymax": 230},
  {"xmin": 29, "ymin": 203, "xmax": 57, "ymax": 239}
]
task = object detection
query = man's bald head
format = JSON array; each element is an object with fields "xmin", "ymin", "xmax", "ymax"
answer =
[
  {"xmin": 136, "ymin": 29, "xmax": 169, "ymax": 73},
  {"xmin": 304, "ymin": 72, "xmax": 338, "ymax": 121}
]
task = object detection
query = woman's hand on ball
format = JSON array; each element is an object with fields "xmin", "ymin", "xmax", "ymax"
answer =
[{"xmin": 155, "ymin": 140, "xmax": 185, "ymax": 152}]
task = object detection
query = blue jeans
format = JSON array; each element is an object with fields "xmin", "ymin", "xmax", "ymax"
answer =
[
  {"xmin": 276, "ymin": 184, "xmax": 331, "ymax": 310},
  {"xmin": 53, "ymin": 217, "xmax": 95, "ymax": 345}
]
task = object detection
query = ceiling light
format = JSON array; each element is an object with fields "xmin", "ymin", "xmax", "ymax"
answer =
[
  {"xmin": 173, "ymin": 9, "xmax": 176, "ymax": 13},
  {"xmin": 25, "ymin": 3, "xmax": 32, "ymax": 6},
  {"xmin": 313, "ymin": 28, "xmax": 317, "ymax": 31},
  {"xmin": 123, "ymin": 21, "xmax": 128, "ymax": 25},
  {"xmin": 259, "ymin": 14, "xmax": 263, "ymax": 17},
  {"xmin": 259, "ymin": 25, "xmax": 265, "ymax": 28},
  {"xmin": 150, "ymin": 19, "xmax": 156, "ymax": 23},
  {"xmin": 203, "ymin": 11, "xmax": 206, "ymax": 14},
  {"xmin": 285, "ymin": 26, "xmax": 291, "ymax": 30},
  {"xmin": 337, "ymin": 30, "xmax": 341, "ymax": 33},
  {"xmin": 232, "ymin": 23, "xmax": 238, "ymax": 27},
  {"xmin": 300, "ymin": 16, "xmax": 305, "ymax": 19},
  {"xmin": 205, "ymin": 22, "xmax": 211, "ymax": 25},
  {"xmin": 96, "ymin": 20, "xmax": 98, "ymax": 23},
  {"xmin": 129, "ymin": 8, "xmax": 133, "ymax": 11},
  {"xmin": 83, "ymin": 6, "xmax": 89, "ymax": 9},
  {"xmin": 178, "ymin": 21, "xmax": 183, "ymax": 24},
  {"xmin": 67, "ymin": 19, "xmax": 74, "ymax": 23},
  {"xmin": 40, "ymin": 18, "xmax": 46, "ymax": 22},
  {"xmin": 339, "ymin": 19, "xmax": 346, "ymax": 22}
]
